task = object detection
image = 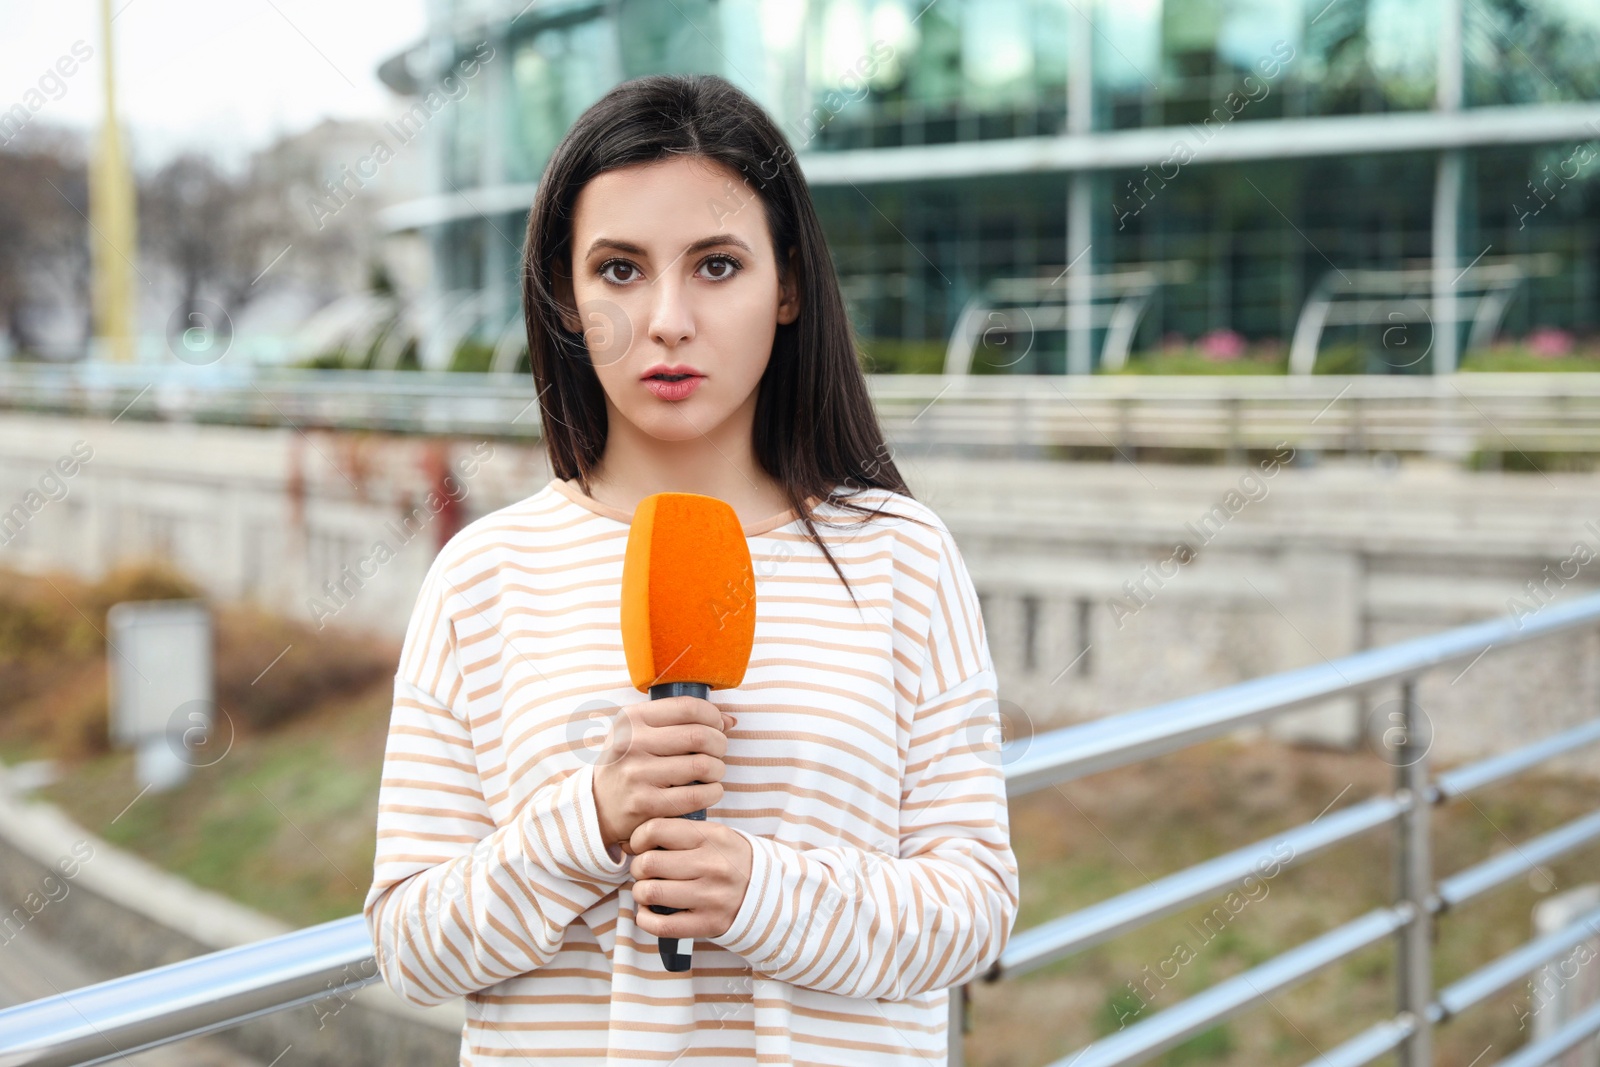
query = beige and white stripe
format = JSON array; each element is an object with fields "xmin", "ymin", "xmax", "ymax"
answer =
[{"xmin": 363, "ymin": 476, "xmax": 1019, "ymax": 1065}]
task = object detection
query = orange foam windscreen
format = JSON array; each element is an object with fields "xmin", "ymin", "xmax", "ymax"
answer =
[{"xmin": 619, "ymin": 493, "xmax": 757, "ymax": 692}]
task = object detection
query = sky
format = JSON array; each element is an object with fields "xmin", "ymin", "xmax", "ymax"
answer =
[{"xmin": 0, "ymin": 0, "xmax": 428, "ymax": 172}]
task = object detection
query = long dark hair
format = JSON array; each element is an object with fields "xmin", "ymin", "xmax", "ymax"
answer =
[{"xmin": 521, "ymin": 73, "xmax": 929, "ymax": 606}]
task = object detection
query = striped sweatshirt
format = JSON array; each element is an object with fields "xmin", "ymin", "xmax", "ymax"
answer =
[{"xmin": 362, "ymin": 476, "xmax": 1019, "ymax": 1065}]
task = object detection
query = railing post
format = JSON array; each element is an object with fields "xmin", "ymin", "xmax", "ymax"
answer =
[
  {"xmin": 1395, "ymin": 678, "xmax": 1435, "ymax": 1066},
  {"xmin": 948, "ymin": 983, "xmax": 967, "ymax": 1067}
]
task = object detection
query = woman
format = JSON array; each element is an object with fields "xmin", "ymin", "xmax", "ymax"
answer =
[{"xmin": 363, "ymin": 72, "xmax": 1018, "ymax": 1066}]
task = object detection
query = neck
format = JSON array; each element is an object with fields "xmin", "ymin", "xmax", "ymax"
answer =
[{"xmin": 585, "ymin": 392, "xmax": 790, "ymax": 524}]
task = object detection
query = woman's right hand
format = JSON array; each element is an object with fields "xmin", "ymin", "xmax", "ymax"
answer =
[{"xmin": 591, "ymin": 696, "xmax": 732, "ymax": 854}]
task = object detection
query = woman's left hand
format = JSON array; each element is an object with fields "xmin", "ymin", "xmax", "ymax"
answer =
[{"xmin": 628, "ymin": 817, "xmax": 753, "ymax": 940}]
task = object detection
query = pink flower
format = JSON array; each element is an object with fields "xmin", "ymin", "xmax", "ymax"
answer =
[
  {"xmin": 1198, "ymin": 329, "xmax": 1246, "ymax": 361},
  {"xmin": 1525, "ymin": 328, "xmax": 1573, "ymax": 358}
]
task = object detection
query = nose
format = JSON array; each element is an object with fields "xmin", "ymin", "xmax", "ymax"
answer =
[{"xmin": 646, "ymin": 273, "xmax": 695, "ymax": 348}]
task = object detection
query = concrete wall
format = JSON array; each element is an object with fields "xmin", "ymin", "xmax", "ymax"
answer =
[
  {"xmin": 3, "ymin": 412, "xmax": 1599, "ymax": 772},
  {"xmin": 904, "ymin": 455, "xmax": 1600, "ymax": 771}
]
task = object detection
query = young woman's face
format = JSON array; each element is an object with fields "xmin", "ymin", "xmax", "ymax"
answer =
[{"xmin": 562, "ymin": 155, "xmax": 800, "ymax": 444}]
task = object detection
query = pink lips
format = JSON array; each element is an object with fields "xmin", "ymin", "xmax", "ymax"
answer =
[
  {"xmin": 643, "ymin": 375, "xmax": 704, "ymax": 401},
  {"xmin": 640, "ymin": 363, "xmax": 705, "ymax": 402}
]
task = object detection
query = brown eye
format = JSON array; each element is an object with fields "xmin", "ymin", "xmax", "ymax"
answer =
[
  {"xmin": 600, "ymin": 260, "xmax": 638, "ymax": 284},
  {"xmin": 699, "ymin": 254, "xmax": 741, "ymax": 281}
]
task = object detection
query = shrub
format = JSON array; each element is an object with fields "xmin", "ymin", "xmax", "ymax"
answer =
[{"xmin": 214, "ymin": 606, "xmax": 394, "ymax": 732}]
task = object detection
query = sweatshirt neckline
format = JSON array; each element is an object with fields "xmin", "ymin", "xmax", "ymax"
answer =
[{"xmin": 549, "ymin": 477, "xmax": 809, "ymax": 537}]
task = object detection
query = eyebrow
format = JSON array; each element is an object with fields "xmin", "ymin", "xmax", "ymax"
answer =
[{"xmin": 583, "ymin": 233, "xmax": 755, "ymax": 259}]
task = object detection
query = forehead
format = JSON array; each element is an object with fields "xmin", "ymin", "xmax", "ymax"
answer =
[{"xmin": 571, "ymin": 155, "xmax": 768, "ymax": 253}]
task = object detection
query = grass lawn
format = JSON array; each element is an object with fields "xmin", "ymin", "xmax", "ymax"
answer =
[{"xmin": 37, "ymin": 684, "xmax": 392, "ymax": 925}]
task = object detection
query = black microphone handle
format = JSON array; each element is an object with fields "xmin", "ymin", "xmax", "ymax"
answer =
[{"xmin": 645, "ymin": 680, "xmax": 710, "ymax": 972}]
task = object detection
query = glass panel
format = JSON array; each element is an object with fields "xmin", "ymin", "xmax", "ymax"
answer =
[
  {"xmin": 444, "ymin": 74, "xmax": 484, "ymax": 187},
  {"xmin": 1097, "ymin": 0, "xmax": 1162, "ymax": 99},
  {"xmin": 820, "ymin": 145, "xmax": 1600, "ymax": 362},
  {"xmin": 1474, "ymin": 143, "xmax": 1600, "ymax": 339},
  {"xmin": 1099, "ymin": 0, "xmax": 1438, "ymax": 130},
  {"xmin": 617, "ymin": 0, "xmax": 723, "ymax": 78},
  {"xmin": 507, "ymin": 16, "xmax": 620, "ymax": 183},
  {"xmin": 1306, "ymin": 0, "xmax": 1439, "ymax": 113},
  {"xmin": 1105, "ymin": 153, "xmax": 1440, "ymax": 368},
  {"xmin": 437, "ymin": 217, "xmax": 486, "ymax": 292},
  {"xmin": 808, "ymin": 0, "xmax": 1071, "ymax": 150},
  {"xmin": 960, "ymin": 0, "xmax": 1036, "ymax": 110},
  {"xmin": 1465, "ymin": 0, "xmax": 1600, "ymax": 105},
  {"xmin": 718, "ymin": 0, "xmax": 805, "ymax": 130},
  {"xmin": 432, "ymin": 0, "xmax": 494, "ymax": 30},
  {"xmin": 818, "ymin": 172, "xmax": 1070, "ymax": 368}
]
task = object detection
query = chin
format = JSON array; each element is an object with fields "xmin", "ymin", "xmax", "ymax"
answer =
[{"xmin": 628, "ymin": 405, "xmax": 730, "ymax": 442}]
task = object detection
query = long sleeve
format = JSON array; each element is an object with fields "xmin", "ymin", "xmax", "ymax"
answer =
[
  {"xmin": 708, "ymin": 526, "xmax": 1020, "ymax": 1000},
  {"xmin": 362, "ymin": 550, "xmax": 633, "ymax": 1009}
]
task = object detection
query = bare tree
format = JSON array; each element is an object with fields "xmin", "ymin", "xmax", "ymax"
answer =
[
  {"xmin": 0, "ymin": 129, "xmax": 91, "ymax": 355},
  {"xmin": 141, "ymin": 152, "xmax": 293, "ymax": 332}
]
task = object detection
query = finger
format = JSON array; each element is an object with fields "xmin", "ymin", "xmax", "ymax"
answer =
[
  {"xmin": 641, "ymin": 753, "xmax": 725, "ymax": 788},
  {"xmin": 629, "ymin": 848, "xmax": 699, "ymax": 884},
  {"xmin": 640, "ymin": 721, "xmax": 727, "ymax": 759},
  {"xmin": 635, "ymin": 903, "xmax": 712, "ymax": 940},
  {"xmin": 637, "ymin": 695, "xmax": 723, "ymax": 731},
  {"xmin": 629, "ymin": 831, "xmax": 715, "ymax": 880},
  {"xmin": 646, "ymin": 782, "xmax": 722, "ymax": 820},
  {"xmin": 683, "ymin": 822, "xmax": 743, "ymax": 875},
  {"xmin": 630, "ymin": 814, "xmax": 713, "ymax": 855},
  {"xmin": 631, "ymin": 877, "xmax": 704, "ymax": 912}
]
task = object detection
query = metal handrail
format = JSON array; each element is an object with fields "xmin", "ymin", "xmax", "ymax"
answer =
[
  {"xmin": 1434, "ymin": 719, "xmax": 1600, "ymax": 800},
  {"xmin": 17, "ymin": 363, "xmax": 1600, "ymax": 458},
  {"xmin": 3, "ymin": 594, "xmax": 1600, "ymax": 1065},
  {"xmin": 1435, "ymin": 810, "xmax": 1600, "ymax": 910},
  {"xmin": 1435, "ymin": 903, "xmax": 1600, "ymax": 1020},
  {"xmin": 1054, "ymin": 906, "xmax": 1415, "ymax": 1067},
  {"xmin": 1498, "ymin": 1000, "xmax": 1600, "ymax": 1067},
  {"xmin": 998, "ymin": 795, "xmax": 1410, "ymax": 978},
  {"xmin": 986, "ymin": 592, "xmax": 1600, "ymax": 1067},
  {"xmin": 0, "ymin": 916, "xmax": 375, "ymax": 1067}
]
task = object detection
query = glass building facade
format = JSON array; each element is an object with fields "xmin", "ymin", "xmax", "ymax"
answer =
[{"xmin": 378, "ymin": 0, "xmax": 1600, "ymax": 374}]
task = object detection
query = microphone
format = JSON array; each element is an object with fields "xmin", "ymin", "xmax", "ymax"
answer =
[{"xmin": 619, "ymin": 492, "xmax": 757, "ymax": 972}]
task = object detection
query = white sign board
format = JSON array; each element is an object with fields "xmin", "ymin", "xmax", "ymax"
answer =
[{"xmin": 106, "ymin": 600, "xmax": 212, "ymax": 748}]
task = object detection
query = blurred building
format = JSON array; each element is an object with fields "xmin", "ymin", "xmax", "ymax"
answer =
[
  {"xmin": 208, "ymin": 118, "xmax": 433, "ymax": 366},
  {"xmin": 375, "ymin": 0, "xmax": 1600, "ymax": 374}
]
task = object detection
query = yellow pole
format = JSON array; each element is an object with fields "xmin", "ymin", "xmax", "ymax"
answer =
[{"xmin": 91, "ymin": 0, "xmax": 137, "ymax": 363}]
